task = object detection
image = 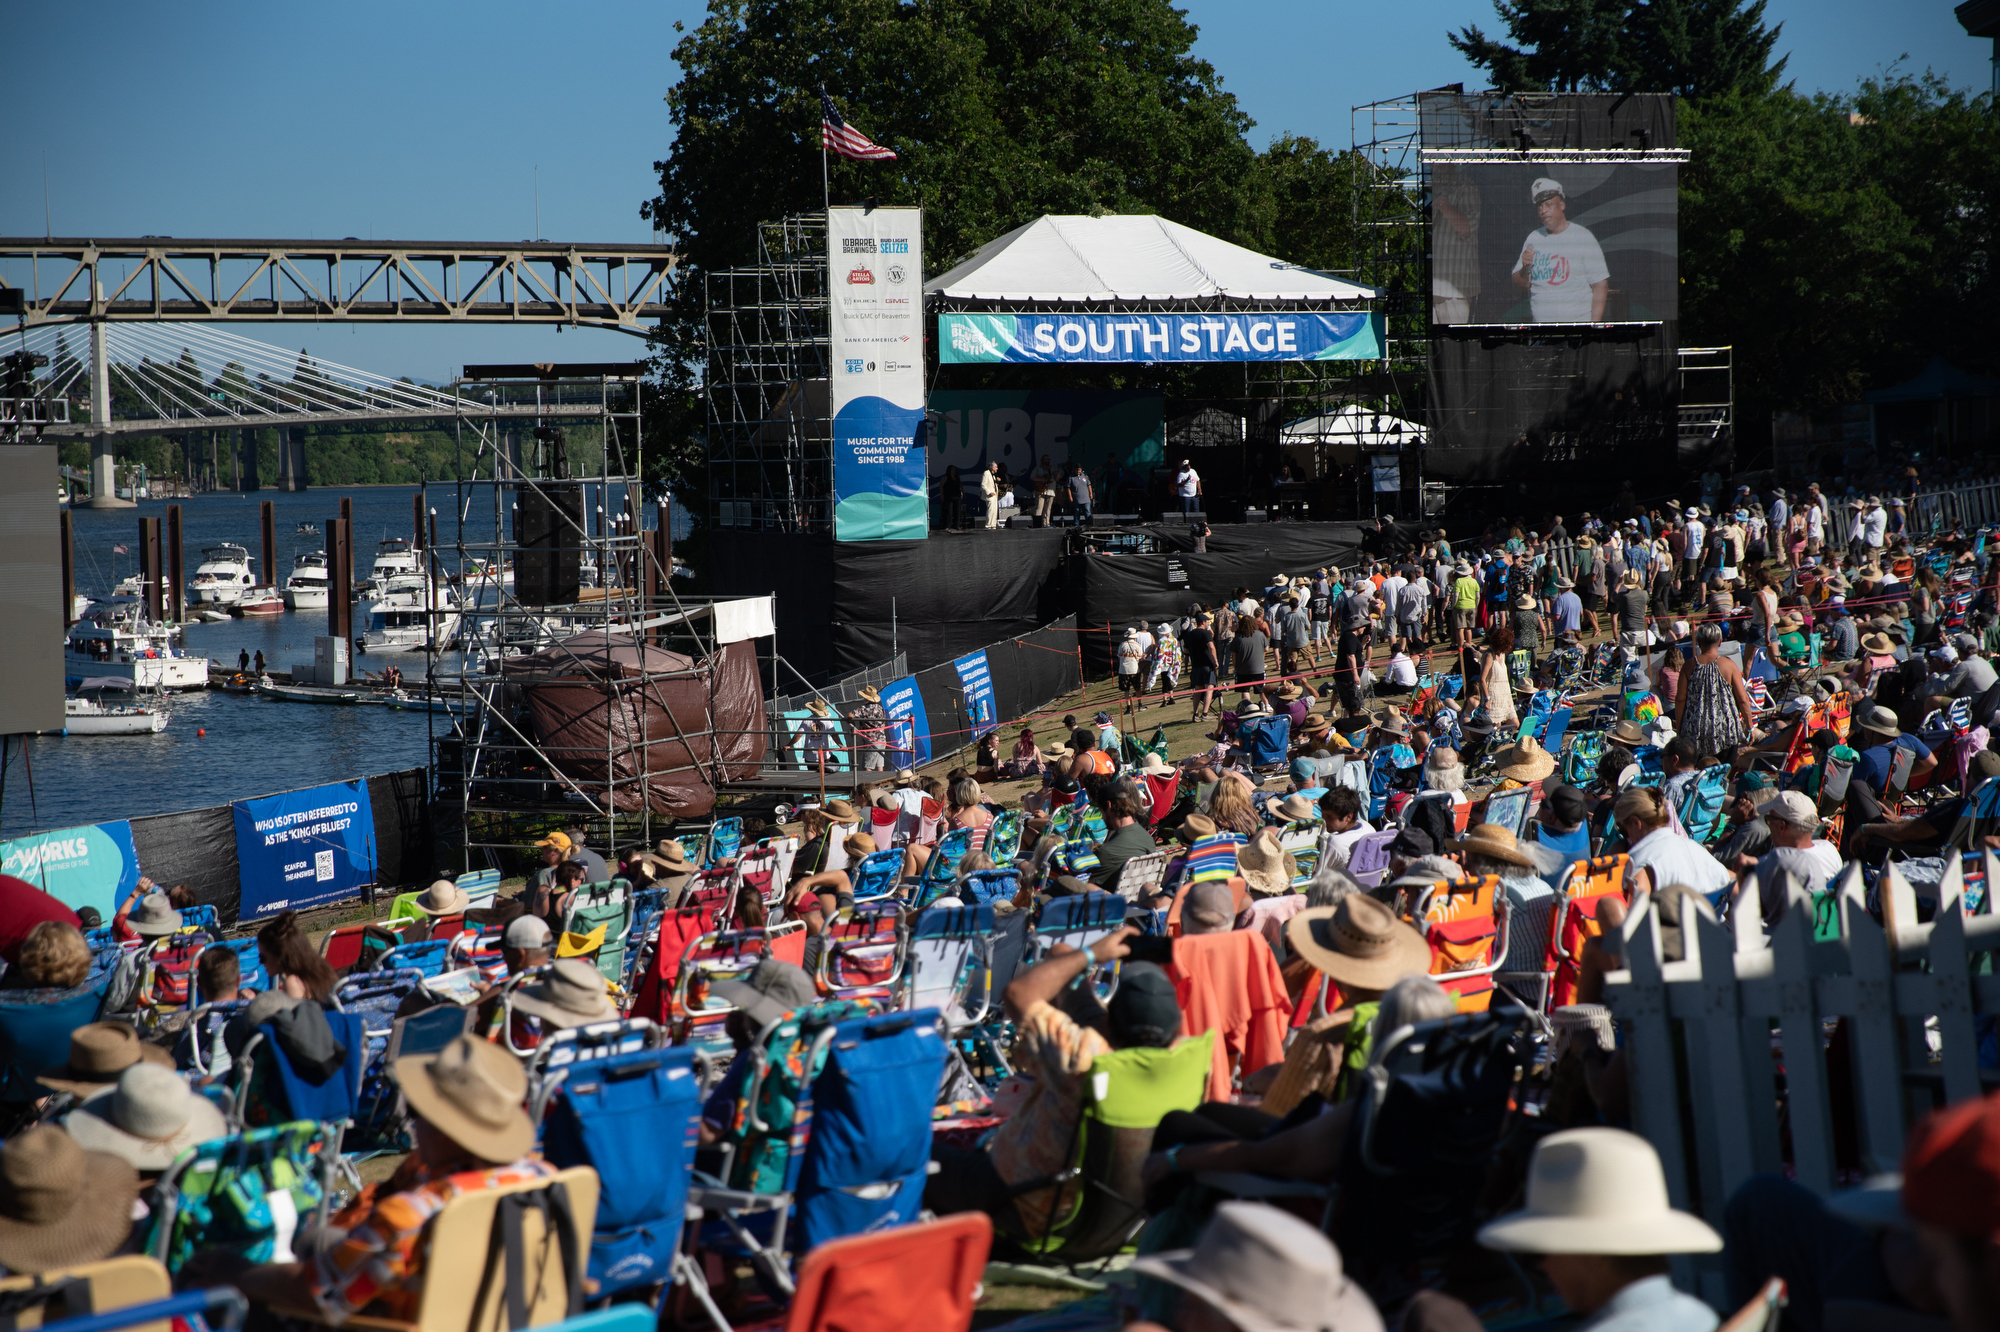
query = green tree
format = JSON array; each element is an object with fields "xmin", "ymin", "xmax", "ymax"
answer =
[
  {"xmin": 641, "ymin": 0, "xmax": 1371, "ymax": 507},
  {"xmin": 1449, "ymin": 0, "xmax": 1784, "ymax": 99}
]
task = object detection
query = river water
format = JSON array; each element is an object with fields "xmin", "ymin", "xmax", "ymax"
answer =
[{"xmin": 5, "ymin": 485, "xmax": 466, "ymax": 836}]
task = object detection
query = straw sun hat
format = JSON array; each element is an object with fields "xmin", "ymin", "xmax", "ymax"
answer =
[
  {"xmin": 393, "ymin": 1035, "xmax": 536, "ymax": 1163},
  {"xmin": 410, "ymin": 878, "xmax": 471, "ymax": 916},
  {"xmin": 127, "ymin": 893, "xmax": 183, "ymax": 937},
  {"xmin": 37, "ymin": 1023, "xmax": 173, "ymax": 1098},
  {"xmin": 0, "ymin": 1128, "xmax": 139, "ymax": 1274},
  {"xmin": 508, "ymin": 957, "xmax": 620, "ymax": 1027},
  {"xmin": 65, "ymin": 1061, "xmax": 228, "ymax": 1170},
  {"xmin": 1236, "ymin": 829, "xmax": 1298, "ymax": 898},
  {"xmin": 1285, "ymin": 896, "xmax": 1431, "ymax": 991},
  {"xmin": 1132, "ymin": 1202, "xmax": 1383, "ymax": 1332},
  {"xmin": 1495, "ymin": 736, "xmax": 1556, "ymax": 784}
]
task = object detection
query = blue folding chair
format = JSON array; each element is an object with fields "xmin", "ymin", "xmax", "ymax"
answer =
[
  {"xmin": 914, "ymin": 828, "xmax": 974, "ymax": 903},
  {"xmin": 905, "ymin": 903, "xmax": 999, "ymax": 1023},
  {"xmin": 1540, "ymin": 706, "xmax": 1573, "ymax": 759},
  {"xmin": 987, "ymin": 809, "xmax": 1024, "ymax": 863},
  {"xmin": 702, "ymin": 817, "xmax": 744, "ymax": 868},
  {"xmin": 1677, "ymin": 763, "xmax": 1733, "ymax": 844},
  {"xmin": 848, "ymin": 848, "xmax": 906, "ymax": 905},
  {"xmin": 540, "ymin": 1044, "xmax": 710, "ymax": 1299},
  {"xmin": 1482, "ymin": 785, "xmax": 1533, "ymax": 838},
  {"xmin": 0, "ymin": 953, "xmax": 120, "ymax": 1103},
  {"xmin": 376, "ymin": 938, "xmax": 454, "ymax": 977},
  {"xmin": 953, "ymin": 868, "xmax": 1021, "ymax": 909},
  {"xmin": 1032, "ymin": 893, "xmax": 1129, "ymax": 1003}
]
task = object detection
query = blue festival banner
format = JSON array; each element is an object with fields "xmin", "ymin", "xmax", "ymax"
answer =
[
  {"xmin": 953, "ymin": 650, "xmax": 998, "ymax": 739},
  {"xmin": 0, "ymin": 821, "xmax": 142, "ymax": 921},
  {"xmin": 878, "ymin": 675, "xmax": 932, "ymax": 768},
  {"xmin": 829, "ymin": 205, "xmax": 929, "ymax": 542},
  {"xmin": 233, "ymin": 779, "xmax": 377, "ymax": 919},
  {"xmin": 939, "ymin": 311, "xmax": 1382, "ymax": 365}
]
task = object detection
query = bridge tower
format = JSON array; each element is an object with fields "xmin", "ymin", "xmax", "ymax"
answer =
[{"xmin": 87, "ymin": 298, "xmax": 130, "ymax": 508}]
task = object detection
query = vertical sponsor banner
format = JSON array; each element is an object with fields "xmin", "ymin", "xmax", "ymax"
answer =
[
  {"xmin": 233, "ymin": 779, "xmax": 377, "ymax": 919},
  {"xmin": 953, "ymin": 651, "xmax": 997, "ymax": 739},
  {"xmin": 0, "ymin": 822, "xmax": 141, "ymax": 921},
  {"xmin": 878, "ymin": 675, "xmax": 931, "ymax": 767},
  {"xmin": 828, "ymin": 205, "xmax": 927, "ymax": 542}
]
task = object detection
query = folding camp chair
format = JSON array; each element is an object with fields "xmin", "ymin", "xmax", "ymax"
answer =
[
  {"xmin": 868, "ymin": 805, "xmax": 901, "ymax": 849},
  {"xmin": 561, "ymin": 880, "xmax": 633, "ymax": 982},
  {"xmin": 903, "ymin": 903, "xmax": 999, "ymax": 1024},
  {"xmin": 376, "ymin": 938, "xmax": 454, "ymax": 978},
  {"xmin": 539, "ymin": 1043, "xmax": 709, "ymax": 1300},
  {"xmin": 274, "ymin": 1167, "xmax": 601, "ymax": 1332},
  {"xmin": 911, "ymin": 828, "xmax": 974, "ymax": 906},
  {"xmin": 1560, "ymin": 730, "xmax": 1605, "ymax": 786},
  {"xmin": 229, "ymin": 1009, "xmax": 366, "ymax": 1129},
  {"xmin": 847, "ymin": 848, "xmax": 906, "ymax": 906},
  {"xmin": 703, "ymin": 817, "xmax": 745, "ymax": 868},
  {"xmin": 1001, "ymin": 1032, "xmax": 1214, "ymax": 1261},
  {"xmin": 775, "ymin": 1213, "xmax": 991, "ymax": 1332},
  {"xmin": 950, "ymin": 868, "xmax": 1022, "ymax": 909},
  {"xmin": 1539, "ymin": 706, "xmax": 1573, "ymax": 758},
  {"xmin": 1112, "ymin": 851, "xmax": 1169, "ymax": 901},
  {"xmin": 817, "ymin": 903, "xmax": 906, "ymax": 1001},
  {"xmin": 0, "ymin": 1255, "xmax": 173, "ymax": 1331},
  {"xmin": 733, "ymin": 845, "xmax": 782, "ymax": 914},
  {"xmin": 670, "ymin": 926, "xmax": 805, "ymax": 1045},
  {"xmin": 1677, "ymin": 763, "xmax": 1733, "ymax": 843},
  {"xmin": 1499, "ymin": 854, "xmax": 1630, "ymax": 1014},
  {"xmin": 147, "ymin": 1120, "xmax": 342, "ymax": 1274},
  {"xmin": 681, "ymin": 870, "xmax": 739, "ymax": 932},
  {"xmin": 524, "ymin": 1018, "xmax": 670, "ymax": 1119},
  {"xmin": 1410, "ymin": 876, "xmax": 1507, "ymax": 1013},
  {"xmin": 0, "ymin": 954, "xmax": 125, "ymax": 1108},
  {"xmin": 1506, "ymin": 649, "xmax": 1533, "ymax": 691},
  {"xmin": 1344, "ymin": 829, "xmax": 1398, "ymax": 890},
  {"xmin": 1480, "ymin": 785, "xmax": 1533, "ymax": 839},
  {"xmin": 334, "ymin": 968, "xmax": 430, "ymax": 1147},
  {"xmin": 987, "ymin": 809, "xmax": 1024, "ymax": 862},
  {"xmin": 135, "ymin": 930, "xmax": 215, "ymax": 1014},
  {"xmin": 1327, "ymin": 1010, "xmax": 1533, "ymax": 1287},
  {"xmin": 1279, "ymin": 820, "xmax": 1322, "ymax": 888}
]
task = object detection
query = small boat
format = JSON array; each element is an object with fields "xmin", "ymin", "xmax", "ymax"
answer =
[
  {"xmin": 65, "ymin": 608, "xmax": 206, "ymax": 690},
  {"xmin": 283, "ymin": 551, "xmax": 330, "ymax": 611},
  {"xmin": 198, "ymin": 609, "xmax": 231, "ymax": 623},
  {"xmin": 65, "ymin": 681, "xmax": 171, "ymax": 735},
  {"xmin": 187, "ymin": 544, "xmax": 256, "ymax": 607},
  {"xmin": 213, "ymin": 672, "xmax": 258, "ymax": 694},
  {"xmin": 296, "ymin": 522, "xmax": 320, "ymax": 535},
  {"xmin": 234, "ymin": 588, "xmax": 284, "ymax": 617},
  {"xmin": 385, "ymin": 690, "xmax": 469, "ymax": 714},
  {"xmin": 257, "ymin": 680, "xmax": 365, "ymax": 705}
]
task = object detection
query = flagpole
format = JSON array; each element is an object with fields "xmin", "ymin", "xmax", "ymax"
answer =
[{"xmin": 821, "ymin": 134, "xmax": 831, "ymax": 220}]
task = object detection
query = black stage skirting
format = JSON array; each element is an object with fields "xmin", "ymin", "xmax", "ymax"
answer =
[{"xmin": 705, "ymin": 522, "xmax": 1367, "ymax": 681}]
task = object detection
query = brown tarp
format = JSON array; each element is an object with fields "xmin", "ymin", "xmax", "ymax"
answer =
[{"xmin": 515, "ymin": 633, "xmax": 767, "ymax": 818}]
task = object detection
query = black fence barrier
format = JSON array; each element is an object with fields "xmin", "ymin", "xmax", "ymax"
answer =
[
  {"xmin": 912, "ymin": 615, "xmax": 1082, "ymax": 764},
  {"xmin": 123, "ymin": 765, "xmax": 433, "ymax": 926}
]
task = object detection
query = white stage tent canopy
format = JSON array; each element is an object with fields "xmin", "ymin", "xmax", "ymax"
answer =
[
  {"xmin": 926, "ymin": 215, "xmax": 1380, "ymax": 305},
  {"xmin": 1280, "ymin": 403, "xmax": 1427, "ymax": 449}
]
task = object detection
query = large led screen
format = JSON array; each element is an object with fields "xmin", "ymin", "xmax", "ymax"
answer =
[{"xmin": 1431, "ymin": 161, "xmax": 1677, "ymax": 326}]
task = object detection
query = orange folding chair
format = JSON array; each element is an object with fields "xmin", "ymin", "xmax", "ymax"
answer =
[
  {"xmin": 1548, "ymin": 854, "xmax": 1631, "ymax": 1010},
  {"xmin": 780, "ymin": 1213, "xmax": 991, "ymax": 1332},
  {"xmin": 1410, "ymin": 875, "xmax": 1505, "ymax": 1013}
]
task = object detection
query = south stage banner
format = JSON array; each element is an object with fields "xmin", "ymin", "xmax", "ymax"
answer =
[
  {"xmin": 829, "ymin": 205, "xmax": 927, "ymax": 542},
  {"xmin": 939, "ymin": 311, "xmax": 1382, "ymax": 365},
  {"xmin": 0, "ymin": 821, "xmax": 142, "ymax": 921},
  {"xmin": 233, "ymin": 779, "xmax": 377, "ymax": 919}
]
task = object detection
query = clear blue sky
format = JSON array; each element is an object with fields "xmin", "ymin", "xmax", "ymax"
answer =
[{"xmin": 3, "ymin": 1, "xmax": 1985, "ymax": 383}]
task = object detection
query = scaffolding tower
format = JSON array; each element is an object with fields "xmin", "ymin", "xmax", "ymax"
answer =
[
  {"xmin": 425, "ymin": 369, "xmax": 758, "ymax": 872},
  {"xmin": 704, "ymin": 215, "xmax": 832, "ymax": 532}
]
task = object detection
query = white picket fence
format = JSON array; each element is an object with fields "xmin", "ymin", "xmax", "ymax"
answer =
[
  {"xmin": 1825, "ymin": 480, "xmax": 2000, "ymax": 547},
  {"xmin": 1600, "ymin": 854, "xmax": 2000, "ymax": 1308}
]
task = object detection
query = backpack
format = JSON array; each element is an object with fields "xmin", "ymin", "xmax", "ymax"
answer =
[{"xmin": 1561, "ymin": 731, "xmax": 1605, "ymax": 786}]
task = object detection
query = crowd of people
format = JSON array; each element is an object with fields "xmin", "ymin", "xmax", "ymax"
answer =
[{"xmin": 6, "ymin": 469, "xmax": 2000, "ymax": 1332}]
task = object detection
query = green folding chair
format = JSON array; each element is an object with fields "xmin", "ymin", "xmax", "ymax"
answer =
[
  {"xmin": 1004, "ymin": 1030, "xmax": 1214, "ymax": 1262},
  {"xmin": 560, "ymin": 879, "xmax": 633, "ymax": 982}
]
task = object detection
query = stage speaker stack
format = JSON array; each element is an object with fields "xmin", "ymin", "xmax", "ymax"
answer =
[{"xmin": 517, "ymin": 483, "xmax": 583, "ymax": 606}]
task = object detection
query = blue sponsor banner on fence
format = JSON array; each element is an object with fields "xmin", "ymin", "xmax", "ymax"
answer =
[
  {"xmin": 878, "ymin": 676, "xmax": 931, "ymax": 768},
  {"xmin": 233, "ymin": 779, "xmax": 377, "ymax": 919},
  {"xmin": 954, "ymin": 650, "xmax": 998, "ymax": 739},
  {"xmin": 939, "ymin": 311, "xmax": 1382, "ymax": 365},
  {"xmin": 0, "ymin": 822, "xmax": 141, "ymax": 921}
]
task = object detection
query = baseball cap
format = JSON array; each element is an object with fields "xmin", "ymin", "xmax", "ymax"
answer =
[
  {"xmin": 1531, "ymin": 177, "xmax": 1565, "ymax": 204},
  {"xmin": 1390, "ymin": 827, "xmax": 1434, "ymax": 860},
  {"xmin": 1734, "ymin": 771, "xmax": 1775, "ymax": 798},
  {"xmin": 1756, "ymin": 790, "xmax": 1821, "ymax": 830},
  {"xmin": 1543, "ymin": 784, "xmax": 1589, "ymax": 826},
  {"xmin": 535, "ymin": 831, "xmax": 573, "ymax": 852},
  {"xmin": 709, "ymin": 957, "xmax": 819, "ymax": 1029},
  {"xmin": 1931, "ymin": 644, "xmax": 1960, "ymax": 664},
  {"xmin": 503, "ymin": 916, "xmax": 554, "ymax": 950}
]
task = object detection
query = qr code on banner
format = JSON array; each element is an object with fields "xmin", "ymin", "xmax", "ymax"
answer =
[{"xmin": 314, "ymin": 850, "xmax": 334, "ymax": 882}]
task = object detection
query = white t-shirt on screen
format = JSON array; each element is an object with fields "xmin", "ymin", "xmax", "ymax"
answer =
[{"xmin": 1513, "ymin": 221, "xmax": 1610, "ymax": 322}]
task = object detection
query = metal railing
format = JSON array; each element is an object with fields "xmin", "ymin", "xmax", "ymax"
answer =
[{"xmin": 1827, "ymin": 481, "xmax": 2000, "ymax": 548}]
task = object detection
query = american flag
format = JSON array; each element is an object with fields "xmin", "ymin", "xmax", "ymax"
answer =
[
  {"xmin": 113, "ymin": 543, "xmax": 128, "ymax": 554},
  {"xmin": 820, "ymin": 88, "xmax": 897, "ymax": 162}
]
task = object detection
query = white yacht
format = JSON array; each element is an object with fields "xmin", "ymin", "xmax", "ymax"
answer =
[
  {"xmin": 64, "ymin": 611, "xmax": 207, "ymax": 690},
  {"xmin": 358, "ymin": 539, "xmax": 419, "ymax": 593},
  {"xmin": 186, "ymin": 544, "xmax": 256, "ymax": 607},
  {"xmin": 283, "ymin": 551, "xmax": 331, "ymax": 611},
  {"xmin": 360, "ymin": 574, "xmax": 462, "ymax": 654},
  {"xmin": 64, "ymin": 682, "xmax": 171, "ymax": 735}
]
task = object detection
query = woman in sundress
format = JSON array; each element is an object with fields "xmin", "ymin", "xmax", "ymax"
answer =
[{"xmin": 1673, "ymin": 621, "xmax": 1755, "ymax": 760}]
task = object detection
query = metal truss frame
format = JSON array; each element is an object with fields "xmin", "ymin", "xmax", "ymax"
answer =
[{"xmin": 0, "ymin": 237, "xmax": 678, "ymax": 333}]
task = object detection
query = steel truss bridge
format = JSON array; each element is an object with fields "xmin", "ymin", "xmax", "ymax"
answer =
[{"xmin": 0, "ymin": 236, "xmax": 678, "ymax": 334}]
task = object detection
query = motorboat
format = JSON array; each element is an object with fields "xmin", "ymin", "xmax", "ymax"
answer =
[
  {"xmin": 197, "ymin": 608, "xmax": 231, "ymax": 623},
  {"xmin": 64, "ymin": 681, "xmax": 170, "ymax": 735},
  {"xmin": 360, "ymin": 574, "xmax": 461, "ymax": 654},
  {"xmin": 457, "ymin": 557, "xmax": 514, "ymax": 590},
  {"xmin": 357, "ymin": 538, "xmax": 418, "ymax": 593},
  {"xmin": 257, "ymin": 679, "xmax": 366, "ymax": 705},
  {"xmin": 64, "ymin": 611, "xmax": 208, "ymax": 690},
  {"xmin": 235, "ymin": 587, "xmax": 284, "ymax": 617},
  {"xmin": 70, "ymin": 593, "xmax": 94, "ymax": 621},
  {"xmin": 76, "ymin": 596, "xmax": 185, "ymax": 642},
  {"xmin": 186, "ymin": 543, "xmax": 256, "ymax": 607},
  {"xmin": 282, "ymin": 551, "xmax": 330, "ymax": 611},
  {"xmin": 296, "ymin": 522, "xmax": 319, "ymax": 535}
]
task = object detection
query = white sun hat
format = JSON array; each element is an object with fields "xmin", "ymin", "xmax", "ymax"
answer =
[{"xmin": 1478, "ymin": 1128, "xmax": 1722, "ymax": 1255}]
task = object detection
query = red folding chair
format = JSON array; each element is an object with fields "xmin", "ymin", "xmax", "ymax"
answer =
[
  {"xmin": 780, "ymin": 1213, "xmax": 991, "ymax": 1332},
  {"xmin": 1410, "ymin": 875, "xmax": 1505, "ymax": 1013},
  {"xmin": 1548, "ymin": 854, "xmax": 1631, "ymax": 1010}
]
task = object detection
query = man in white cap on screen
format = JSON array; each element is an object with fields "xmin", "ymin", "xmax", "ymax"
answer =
[{"xmin": 1513, "ymin": 177, "xmax": 1610, "ymax": 323}]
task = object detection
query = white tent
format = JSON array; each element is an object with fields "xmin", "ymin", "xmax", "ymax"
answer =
[
  {"xmin": 1280, "ymin": 403, "xmax": 1426, "ymax": 449},
  {"xmin": 926, "ymin": 215, "xmax": 1380, "ymax": 304}
]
